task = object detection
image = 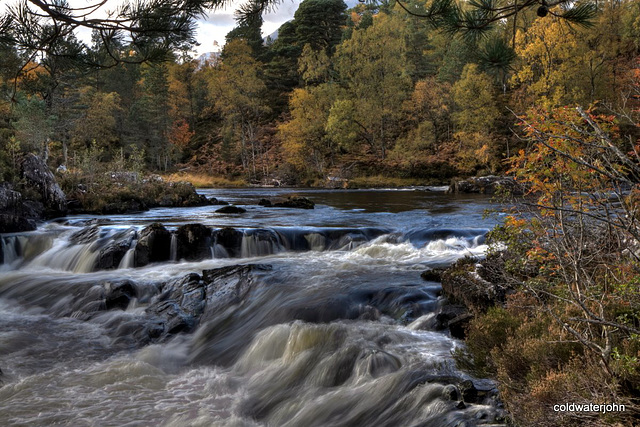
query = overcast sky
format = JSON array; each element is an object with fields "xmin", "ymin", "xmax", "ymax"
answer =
[{"xmin": 0, "ymin": 0, "xmax": 305, "ymax": 56}]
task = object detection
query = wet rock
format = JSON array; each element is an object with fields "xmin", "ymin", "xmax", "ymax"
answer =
[
  {"xmin": 176, "ymin": 223, "xmax": 212, "ymax": 261},
  {"xmin": 212, "ymin": 227, "xmax": 243, "ymax": 257},
  {"xmin": 273, "ymin": 196, "xmax": 315, "ymax": 209},
  {"xmin": 147, "ymin": 301, "xmax": 196, "ymax": 335},
  {"xmin": 209, "ymin": 197, "xmax": 229, "ymax": 206},
  {"xmin": 96, "ymin": 228, "xmax": 136, "ymax": 270},
  {"xmin": 442, "ymin": 384, "xmax": 460, "ymax": 401},
  {"xmin": 421, "ymin": 268, "xmax": 445, "ymax": 282},
  {"xmin": 158, "ymin": 273, "xmax": 205, "ymax": 318},
  {"xmin": 0, "ymin": 183, "xmax": 37, "ymax": 233},
  {"xmin": 19, "ymin": 153, "xmax": 67, "ymax": 216},
  {"xmin": 0, "ymin": 214, "xmax": 36, "ymax": 233},
  {"xmin": 257, "ymin": 198, "xmax": 272, "ymax": 207},
  {"xmin": 459, "ymin": 380, "xmax": 478, "ymax": 403},
  {"xmin": 448, "ymin": 313, "xmax": 474, "ymax": 339},
  {"xmin": 105, "ymin": 280, "xmax": 138, "ymax": 310},
  {"xmin": 70, "ymin": 225, "xmax": 100, "ymax": 244},
  {"xmin": 135, "ymin": 223, "xmax": 172, "ymax": 267},
  {"xmin": 447, "ymin": 175, "xmax": 524, "ymax": 195},
  {"xmin": 201, "ymin": 264, "xmax": 272, "ymax": 320},
  {"xmin": 215, "ymin": 205, "xmax": 247, "ymax": 214}
]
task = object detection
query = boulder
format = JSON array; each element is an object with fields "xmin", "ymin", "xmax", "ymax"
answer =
[
  {"xmin": 134, "ymin": 223, "xmax": 172, "ymax": 267},
  {"xmin": 212, "ymin": 227, "xmax": 243, "ymax": 257},
  {"xmin": 257, "ymin": 198, "xmax": 272, "ymax": 207},
  {"xmin": 104, "ymin": 280, "xmax": 138, "ymax": 310},
  {"xmin": 447, "ymin": 175, "xmax": 524, "ymax": 195},
  {"xmin": 19, "ymin": 153, "xmax": 67, "ymax": 216},
  {"xmin": 0, "ymin": 183, "xmax": 37, "ymax": 233},
  {"xmin": 95, "ymin": 228, "xmax": 137, "ymax": 270},
  {"xmin": 140, "ymin": 265, "xmax": 267, "ymax": 344},
  {"xmin": 440, "ymin": 253, "xmax": 514, "ymax": 315},
  {"xmin": 215, "ymin": 205, "xmax": 247, "ymax": 214},
  {"xmin": 273, "ymin": 196, "xmax": 315, "ymax": 209},
  {"xmin": 176, "ymin": 223, "xmax": 212, "ymax": 261}
]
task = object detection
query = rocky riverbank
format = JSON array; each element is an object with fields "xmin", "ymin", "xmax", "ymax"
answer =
[{"xmin": 0, "ymin": 154, "xmax": 211, "ymax": 232}]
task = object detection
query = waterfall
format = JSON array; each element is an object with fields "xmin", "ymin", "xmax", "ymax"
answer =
[
  {"xmin": 118, "ymin": 239, "xmax": 137, "ymax": 269},
  {"xmin": 304, "ymin": 233, "xmax": 326, "ymax": 251},
  {"xmin": 1, "ymin": 236, "xmax": 20, "ymax": 266},
  {"xmin": 240, "ymin": 229, "xmax": 282, "ymax": 257},
  {"xmin": 170, "ymin": 234, "xmax": 178, "ymax": 262}
]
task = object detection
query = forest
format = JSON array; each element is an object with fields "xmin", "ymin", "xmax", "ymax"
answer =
[{"xmin": 1, "ymin": 0, "xmax": 638, "ymax": 187}]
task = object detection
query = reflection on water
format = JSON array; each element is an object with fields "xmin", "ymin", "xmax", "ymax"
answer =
[{"xmin": 0, "ymin": 189, "xmax": 505, "ymax": 426}]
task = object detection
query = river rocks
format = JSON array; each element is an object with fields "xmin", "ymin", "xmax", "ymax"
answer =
[
  {"xmin": 105, "ymin": 280, "xmax": 138, "ymax": 310},
  {"xmin": 0, "ymin": 156, "xmax": 69, "ymax": 230},
  {"xmin": 273, "ymin": 196, "xmax": 315, "ymax": 209},
  {"xmin": 212, "ymin": 227, "xmax": 243, "ymax": 257},
  {"xmin": 441, "ymin": 253, "xmax": 513, "ymax": 315},
  {"xmin": 208, "ymin": 197, "xmax": 229, "ymax": 205},
  {"xmin": 135, "ymin": 223, "xmax": 172, "ymax": 267},
  {"xmin": 447, "ymin": 175, "xmax": 523, "ymax": 195},
  {"xmin": 216, "ymin": 205, "xmax": 247, "ymax": 214},
  {"xmin": 139, "ymin": 265, "xmax": 268, "ymax": 344},
  {"xmin": 70, "ymin": 225, "xmax": 100, "ymax": 244},
  {"xmin": 19, "ymin": 153, "xmax": 67, "ymax": 216},
  {"xmin": 176, "ymin": 223, "xmax": 212, "ymax": 261},
  {"xmin": 201, "ymin": 264, "xmax": 271, "ymax": 320},
  {"xmin": 96, "ymin": 228, "xmax": 136, "ymax": 270},
  {"xmin": 0, "ymin": 183, "xmax": 37, "ymax": 233},
  {"xmin": 420, "ymin": 268, "xmax": 446, "ymax": 282},
  {"xmin": 257, "ymin": 198, "xmax": 272, "ymax": 207}
]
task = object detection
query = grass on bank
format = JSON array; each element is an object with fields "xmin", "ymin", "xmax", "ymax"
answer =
[{"xmin": 163, "ymin": 172, "xmax": 247, "ymax": 188}]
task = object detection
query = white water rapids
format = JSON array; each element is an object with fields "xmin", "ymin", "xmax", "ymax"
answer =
[{"xmin": 0, "ymin": 189, "xmax": 505, "ymax": 426}]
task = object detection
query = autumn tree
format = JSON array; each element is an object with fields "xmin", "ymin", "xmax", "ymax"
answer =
[
  {"xmin": 72, "ymin": 89, "xmax": 122, "ymax": 154},
  {"xmin": 279, "ymin": 84, "xmax": 340, "ymax": 175},
  {"xmin": 207, "ymin": 39, "xmax": 270, "ymax": 179},
  {"xmin": 333, "ymin": 12, "xmax": 412, "ymax": 160},
  {"xmin": 451, "ymin": 63, "xmax": 500, "ymax": 172}
]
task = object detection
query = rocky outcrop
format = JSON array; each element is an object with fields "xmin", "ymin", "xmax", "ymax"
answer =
[
  {"xmin": 215, "ymin": 205, "xmax": 247, "ymax": 214},
  {"xmin": 176, "ymin": 223, "xmax": 212, "ymax": 261},
  {"xmin": 138, "ymin": 264, "xmax": 268, "ymax": 343},
  {"xmin": 0, "ymin": 183, "xmax": 37, "ymax": 232},
  {"xmin": 0, "ymin": 154, "xmax": 67, "ymax": 232},
  {"xmin": 441, "ymin": 253, "xmax": 514, "ymax": 315},
  {"xmin": 433, "ymin": 252, "xmax": 516, "ymax": 339},
  {"xmin": 273, "ymin": 196, "xmax": 315, "ymax": 209},
  {"xmin": 134, "ymin": 223, "xmax": 172, "ymax": 267},
  {"xmin": 447, "ymin": 175, "xmax": 523, "ymax": 195},
  {"xmin": 19, "ymin": 153, "xmax": 67, "ymax": 216}
]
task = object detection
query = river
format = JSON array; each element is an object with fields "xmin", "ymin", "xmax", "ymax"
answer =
[{"xmin": 0, "ymin": 188, "xmax": 505, "ymax": 426}]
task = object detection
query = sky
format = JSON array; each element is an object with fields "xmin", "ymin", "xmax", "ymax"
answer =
[{"xmin": 0, "ymin": 0, "xmax": 306, "ymax": 56}]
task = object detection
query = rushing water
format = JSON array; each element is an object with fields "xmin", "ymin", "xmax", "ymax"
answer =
[{"xmin": 0, "ymin": 188, "xmax": 505, "ymax": 426}]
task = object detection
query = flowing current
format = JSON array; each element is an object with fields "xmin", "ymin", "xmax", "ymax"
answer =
[{"xmin": 0, "ymin": 188, "xmax": 504, "ymax": 426}]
